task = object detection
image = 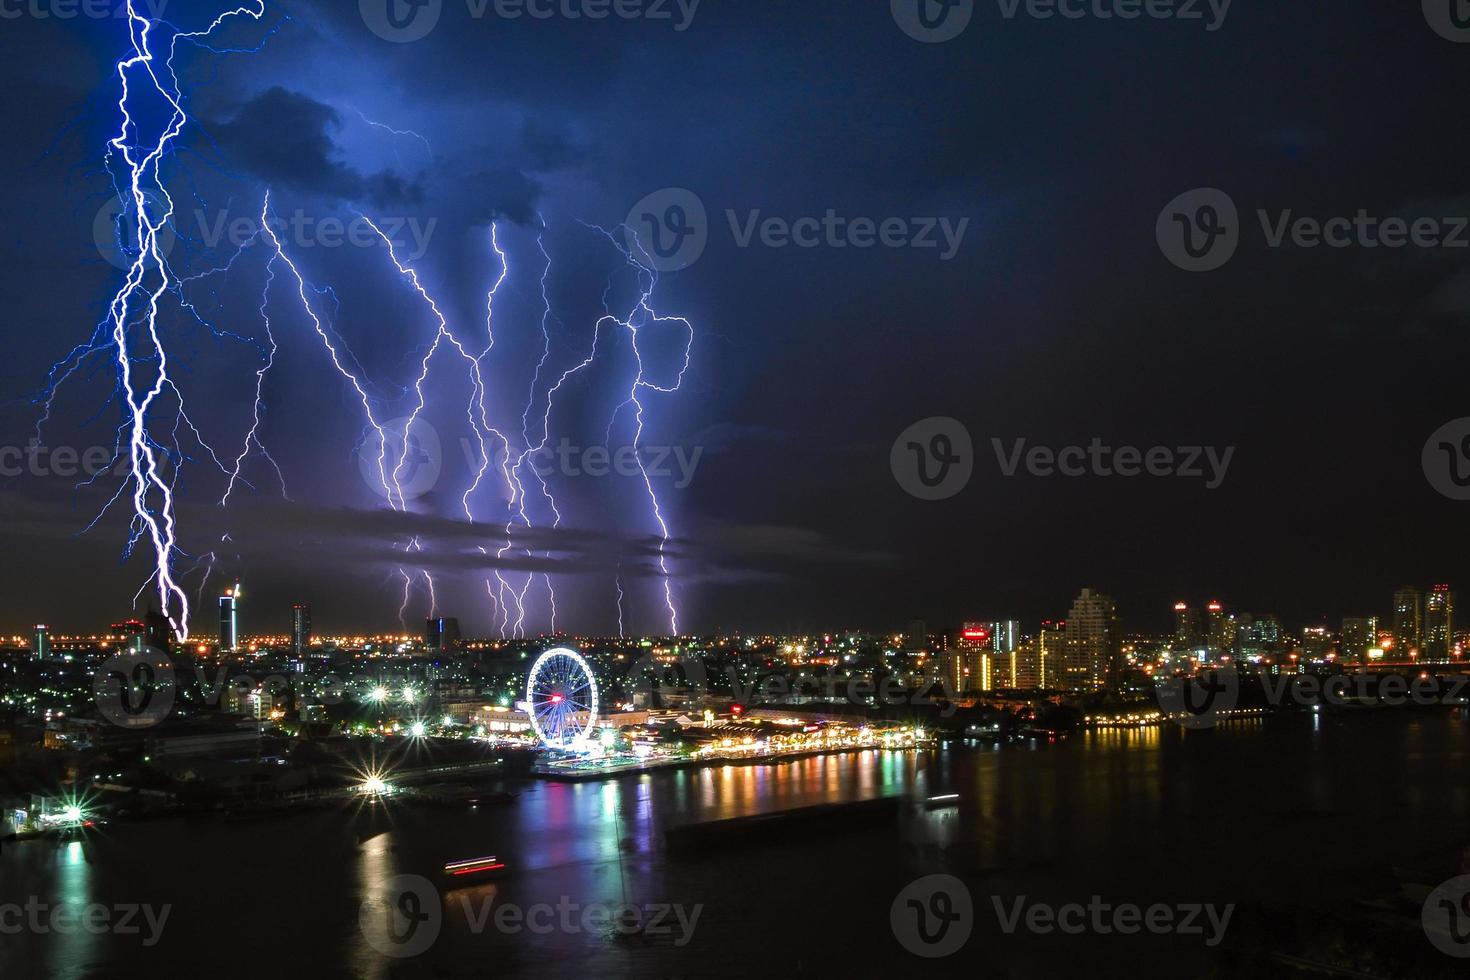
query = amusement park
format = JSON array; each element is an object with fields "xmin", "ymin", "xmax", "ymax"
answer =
[{"xmin": 511, "ymin": 647, "xmax": 929, "ymax": 779}]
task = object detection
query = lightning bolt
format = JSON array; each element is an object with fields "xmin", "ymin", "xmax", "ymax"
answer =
[
  {"xmin": 91, "ymin": 0, "xmax": 268, "ymax": 639},
  {"xmin": 51, "ymin": 2, "xmax": 695, "ymax": 641}
]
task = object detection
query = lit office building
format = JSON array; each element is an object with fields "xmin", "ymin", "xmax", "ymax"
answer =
[
  {"xmin": 1174, "ymin": 603, "xmax": 1202, "ymax": 650},
  {"xmin": 291, "ymin": 603, "xmax": 312, "ymax": 657},
  {"xmin": 1206, "ymin": 600, "xmax": 1235, "ymax": 657},
  {"xmin": 426, "ymin": 617, "xmax": 462, "ymax": 655},
  {"xmin": 1065, "ymin": 589, "xmax": 1119, "ymax": 690},
  {"xmin": 1393, "ymin": 587, "xmax": 1423, "ymax": 652},
  {"xmin": 219, "ymin": 586, "xmax": 240, "ymax": 652},
  {"xmin": 32, "ymin": 624, "xmax": 50, "ymax": 661},
  {"xmin": 1425, "ymin": 585, "xmax": 1455, "ymax": 658},
  {"xmin": 1341, "ymin": 617, "xmax": 1378, "ymax": 664},
  {"xmin": 953, "ymin": 623, "xmax": 992, "ymax": 692}
]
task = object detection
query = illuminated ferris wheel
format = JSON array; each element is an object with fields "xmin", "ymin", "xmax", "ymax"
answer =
[{"xmin": 526, "ymin": 647, "xmax": 599, "ymax": 749}]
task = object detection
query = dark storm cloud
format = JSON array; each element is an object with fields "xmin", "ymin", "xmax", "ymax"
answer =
[
  {"xmin": 458, "ymin": 167, "xmax": 544, "ymax": 226},
  {"xmin": 207, "ymin": 87, "xmax": 423, "ymax": 207},
  {"xmin": 519, "ymin": 119, "xmax": 594, "ymax": 172}
]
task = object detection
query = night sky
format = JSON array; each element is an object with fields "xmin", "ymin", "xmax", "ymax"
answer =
[{"xmin": 1, "ymin": 0, "xmax": 1468, "ymax": 638}]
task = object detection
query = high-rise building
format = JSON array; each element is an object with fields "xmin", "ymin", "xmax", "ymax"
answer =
[
  {"xmin": 1233, "ymin": 614, "xmax": 1279, "ymax": 658},
  {"xmin": 990, "ymin": 620, "xmax": 1019, "ymax": 655},
  {"xmin": 113, "ymin": 619, "xmax": 146, "ymax": 652},
  {"xmin": 291, "ymin": 604, "xmax": 312, "ymax": 657},
  {"xmin": 1393, "ymin": 587, "xmax": 1423, "ymax": 652},
  {"xmin": 219, "ymin": 586, "xmax": 240, "ymax": 652},
  {"xmin": 1206, "ymin": 600, "xmax": 1234, "ymax": 656},
  {"xmin": 904, "ymin": 619, "xmax": 929, "ymax": 653},
  {"xmin": 1173, "ymin": 603, "xmax": 1202, "ymax": 649},
  {"xmin": 425, "ymin": 617, "xmax": 462, "ymax": 655},
  {"xmin": 1425, "ymin": 585, "xmax": 1455, "ymax": 658},
  {"xmin": 32, "ymin": 624, "xmax": 49, "ymax": 661},
  {"xmin": 1065, "ymin": 589, "xmax": 1119, "ymax": 690},
  {"xmin": 144, "ymin": 609, "xmax": 172, "ymax": 653},
  {"xmin": 953, "ymin": 623, "xmax": 992, "ymax": 691},
  {"xmin": 1341, "ymin": 617, "xmax": 1378, "ymax": 663}
]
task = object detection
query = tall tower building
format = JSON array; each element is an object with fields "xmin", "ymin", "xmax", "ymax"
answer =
[
  {"xmin": 1065, "ymin": 589, "xmax": 1119, "ymax": 690},
  {"xmin": 954, "ymin": 623, "xmax": 992, "ymax": 691},
  {"xmin": 1424, "ymin": 585, "xmax": 1454, "ymax": 658},
  {"xmin": 1393, "ymin": 587, "xmax": 1423, "ymax": 653},
  {"xmin": 1341, "ymin": 617, "xmax": 1378, "ymax": 664},
  {"xmin": 1173, "ymin": 603, "xmax": 1202, "ymax": 649},
  {"xmin": 144, "ymin": 609, "xmax": 172, "ymax": 653},
  {"xmin": 219, "ymin": 586, "xmax": 240, "ymax": 653},
  {"xmin": 425, "ymin": 617, "xmax": 462, "ymax": 656},
  {"xmin": 32, "ymin": 624, "xmax": 50, "ymax": 661},
  {"xmin": 1206, "ymin": 601, "xmax": 1232, "ymax": 657},
  {"xmin": 291, "ymin": 604, "xmax": 312, "ymax": 658}
]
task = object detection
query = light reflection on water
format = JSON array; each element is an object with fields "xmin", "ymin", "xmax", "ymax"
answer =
[{"xmin": 4, "ymin": 713, "xmax": 1470, "ymax": 978}]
